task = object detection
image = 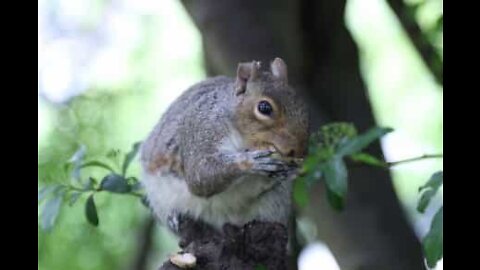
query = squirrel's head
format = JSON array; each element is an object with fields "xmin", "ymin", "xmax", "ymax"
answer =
[{"xmin": 232, "ymin": 58, "xmax": 310, "ymax": 158}]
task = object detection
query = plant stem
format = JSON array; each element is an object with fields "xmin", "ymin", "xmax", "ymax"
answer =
[
  {"xmin": 67, "ymin": 185, "xmax": 144, "ymax": 198},
  {"xmin": 387, "ymin": 154, "xmax": 443, "ymax": 167},
  {"xmin": 68, "ymin": 185, "xmax": 86, "ymax": 192}
]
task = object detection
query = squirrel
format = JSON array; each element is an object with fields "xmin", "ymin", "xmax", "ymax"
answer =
[{"xmin": 140, "ymin": 57, "xmax": 310, "ymax": 237}]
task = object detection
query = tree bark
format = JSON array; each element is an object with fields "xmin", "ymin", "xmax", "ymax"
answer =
[
  {"xmin": 159, "ymin": 217, "xmax": 289, "ymax": 270},
  {"xmin": 179, "ymin": 0, "xmax": 425, "ymax": 269}
]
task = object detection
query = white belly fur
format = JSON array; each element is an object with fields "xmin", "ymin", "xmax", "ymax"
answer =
[{"xmin": 142, "ymin": 170, "xmax": 292, "ymax": 229}]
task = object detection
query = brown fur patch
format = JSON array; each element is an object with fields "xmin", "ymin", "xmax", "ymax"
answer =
[
  {"xmin": 147, "ymin": 153, "xmax": 183, "ymax": 175},
  {"xmin": 238, "ymin": 160, "xmax": 253, "ymax": 171}
]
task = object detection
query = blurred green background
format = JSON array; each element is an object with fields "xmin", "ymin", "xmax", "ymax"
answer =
[{"xmin": 38, "ymin": 0, "xmax": 442, "ymax": 269}]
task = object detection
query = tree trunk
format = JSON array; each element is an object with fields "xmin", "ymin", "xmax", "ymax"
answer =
[{"xmin": 179, "ymin": 0, "xmax": 425, "ymax": 269}]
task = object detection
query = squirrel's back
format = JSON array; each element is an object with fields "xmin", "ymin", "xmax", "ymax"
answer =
[{"xmin": 140, "ymin": 76, "xmax": 233, "ymax": 175}]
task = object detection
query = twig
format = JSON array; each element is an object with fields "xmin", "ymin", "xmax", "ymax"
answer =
[
  {"xmin": 386, "ymin": 0, "xmax": 443, "ymax": 85},
  {"xmin": 66, "ymin": 185, "xmax": 144, "ymax": 198},
  {"xmin": 387, "ymin": 154, "xmax": 443, "ymax": 167}
]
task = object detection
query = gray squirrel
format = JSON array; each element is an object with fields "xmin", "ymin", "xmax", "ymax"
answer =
[{"xmin": 140, "ymin": 58, "xmax": 310, "ymax": 236}]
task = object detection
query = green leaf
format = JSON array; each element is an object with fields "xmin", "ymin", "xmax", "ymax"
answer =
[
  {"xmin": 349, "ymin": 152, "xmax": 387, "ymax": 167},
  {"xmin": 322, "ymin": 157, "xmax": 348, "ymax": 199},
  {"xmin": 321, "ymin": 157, "xmax": 348, "ymax": 211},
  {"xmin": 417, "ymin": 171, "xmax": 443, "ymax": 213},
  {"xmin": 419, "ymin": 171, "xmax": 443, "ymax": 192},
  {"xmin": 417, "ymin": 190, "xmax": 436, "ymax": 214},
  {"xmin": 80, "ymin": 160, "xmax": 115, "ymax": 173},
  {"xmin": 68, "ymin": 192, "xmax": 83, "ymax": 206},
  {"xmin": 85, "ymin": 194, "xmax": 99, "ymax": 226},
  {"xmin": 122, "ymin": 142, "xmax": 141, "ymax": 176},
  {"xmin": 106, "ymin": 149, "xmax": 121, "ymax": 160},
  {"xmin": 140, "ymin": 196, "xmax": 150, "ymax": 208},
  {"xmin": 318, "ymin": 122, "xmax": 357, "ymax": 148},
  {"xmin": 39, "ymin": 185, "xmax": 66, "ymax": 203},
  {"xmin": 305, "ymin": 169, "xmax": 323, "ymax": 186},
  {"xmin": 326, "ymin": 187, "xmax": 344, "ymax": 211},
  {"xmin": 100, "ymin": 173, "xmax": 131, "ymax": 193},
  {"xmin": 38, "ymin": 185, "xmax": 60, "ymax": 202},
  {"xmin": 69, "ymin": 145, "xmax": 87, "ymax": 182},
  {"xmin": 434, "ymin": 15, "xmax": 443, "ymax": 33},
  {"xmin": 41, "ymin": 195, "xmax": 63, "ymax": 232},
  {"xmin": 423, "ymin": 207, "xmax": 443, "ymax": 268},
  {"xmin": 130, "ymin": 181, "xmax": 143, "ymax": 192},
  {"xmin": 337, "ymin": 127, "xmax": 393, "ymax": 156},
  {"xmin": 293, "ymin": 177, "xmax": 309, "ymax": 208},
  {"xmin": 302, "ymin": 154, "xmax": 320, "ymax": 173},
  {"xmin": 69, "ymin": 144, "xmax": 87, "ymax": 163},
  {"xmin": 83, "ymin": 177, "xmax": 97, "ymax": 191}
]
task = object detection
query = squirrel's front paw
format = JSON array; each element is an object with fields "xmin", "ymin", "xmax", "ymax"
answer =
[{"xmin": 243, "ymin": 149, "xmax": 298, "ymax": 179}]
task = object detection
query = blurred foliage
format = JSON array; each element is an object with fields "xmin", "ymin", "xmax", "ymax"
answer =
[
  {"xmin": 423, "ymin": 206, "xmax": 443, "ymax": 268},
  {"xmin": 39, "ymin": 121, "xmax": 443, "ymax": 268},
  {"xmin": 294, "ymin": 123, "xmax": 392, "ymax": 210},
  {"xmin": 417, "ymin": 172, "xmax": 443, "ymax": 268},
  {"xmin": 38, "ymin": 0, "xmax": 204, "ymax": 268},
  {"xmin": 293, "ymin": 122, "xmax": 443, "ymax": 268},
  {"xmin": 38, "ymin": 143, "xmax": 144, "ymax": 231}
]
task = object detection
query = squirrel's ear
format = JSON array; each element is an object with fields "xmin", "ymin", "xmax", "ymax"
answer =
[
  {"xmin": 270, "ymin": 57, "xmax": 288, "ymax": 84},
  {"xmin": 235, "ymin": 61, "xmax": 260, "ymax": 95}
]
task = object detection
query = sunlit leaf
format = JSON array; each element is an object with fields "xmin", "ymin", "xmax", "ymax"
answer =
[
  {"xmin": 417, "ymin": 171, "xmax": 443, "ymax": 213},
  {"xmin": 69, "ymin": 145, "xmax": 87, "ymax": 182},
  {"xmin": 122, "ymin": 142, "xmax": 141, "ymax": 176},
  {"xmin": 85, "ymin": 194, "xmax": 99, "ymax": 226},
  {"xmin": 69, "ymin": 144, "xmax": 87, "ymax": 163},
  {"xmin": 41, "ymin": 195, "xmax": 63, "ymax": 232},
  {"xmin": 68, "ymin": 191, "xmax": 82, "ymax": 206},
  {"xmin": 423, "ymin": 207, "xmax": 443, "ymax": 268},
  {"xmin": 100, "ymin": 173, "xmax": 130, "ymax": 193},
  {"xmin": 38, "ymin": 185, "xmax": 61, "ymax": 202},
  {"xmin": 337, "ymin": 127, "xmax": 393, "ymax": 156},
  {"xmin": 419, "ymin": 171, "xmax": 443, "ymax": 192}
]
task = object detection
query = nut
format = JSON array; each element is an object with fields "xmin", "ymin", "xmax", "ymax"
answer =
[{"xmin": 169, "ymin": 252, "xmax": 196, "ymax": 268}]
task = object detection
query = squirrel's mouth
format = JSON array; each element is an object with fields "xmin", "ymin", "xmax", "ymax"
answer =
[
  {"xmin": 265, "ymin": 143, "xmax": 303, "ymax": 161},
  {"xmin": 266, "ymin": 142, "xmax": 295, "ymax": 157}
]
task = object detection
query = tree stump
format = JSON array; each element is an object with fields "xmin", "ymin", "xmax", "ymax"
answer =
[{"xmin": 159, "ymin": 216, "xmax": 288, "ymax": 270}]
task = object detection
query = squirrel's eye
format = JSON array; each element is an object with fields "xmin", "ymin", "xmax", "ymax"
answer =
[{"xmin": 257, "ymin": 100, "xmax": 273, "ymax": 116}]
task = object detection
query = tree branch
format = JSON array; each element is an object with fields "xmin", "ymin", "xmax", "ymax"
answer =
[
  {"xmin": 386, "ymin": 0, "xmax": 443, "ymax": 85},
  {"xmin": 158, "ymin": 216, "xmax": 289, "ymax": 270}
]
